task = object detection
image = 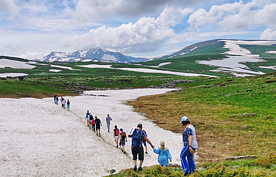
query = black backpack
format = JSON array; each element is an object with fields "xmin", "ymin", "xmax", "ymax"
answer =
[{"xmin": 89, "ymin": 114, "xmax": 93, "ymax": 120}]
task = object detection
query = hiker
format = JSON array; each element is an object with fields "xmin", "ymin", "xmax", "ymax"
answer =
[
  {"xmin": 91, "ymin": 118, "xmax": 95, "ymax": 131},
  {"xmin": 89, "ymin": 114, "xmax": 94, "ymax": 129},
  {"xmin": 67, "ymin": 99, "xmax": 70, "ymax": 111},
  {"xmin": 95, "ymin": 116, "xmax": 102, "ymax": 136},
  {"xmin": 54, "ymin": 95, "xmax": 57, "ymax": 103},
  {"xmin": 153, "ymin": 141, "xmax": 172, "ymax": 167},
  {"xmin": 55, "ymin": 96, "xmax": 58, "ymax": 105},
  {"xmin": 114, "ymin": 125, "xmax": 120, "ymax": 147},
  {"xmin": 119, "ymin": 128, "xmax": 127, "ymax": 154},
  {"xmin": 60, "ymin": 96, "xmax": 63, "ymax": 105},
  {"xmin": 85, "ymin": 111, "xmax": 90, "ymax": 127},
  {"xmin": 85, "ymin": 110, "xmax": 90, "ymax": 120},
  {"xmin": 62, "ymin": 98, "xmax": 66, "ymax": 109},
  {"xmin": 180, "ymin": 116, "xmax": 198, "ymax": 176},
  {"xmin": 128, "ymin": 123, "xmax": 154, "ymax": 172},
  {"xmin": 106, "ymin": 114, "xmax": 112, "ymax": 132},
  {"xmin": 142, "ymin": 129, "xmax": 148, "ymax": 154}
]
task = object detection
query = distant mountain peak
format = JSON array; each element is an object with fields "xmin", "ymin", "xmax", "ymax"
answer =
[{"xmin": 36, "ymin": 48, "xmax": 147, "ymax": 63}]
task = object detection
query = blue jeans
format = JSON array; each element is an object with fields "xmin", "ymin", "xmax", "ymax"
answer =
[{"xmin": 180, "ymin": 146, "xmax": 196, "ymax": 173}]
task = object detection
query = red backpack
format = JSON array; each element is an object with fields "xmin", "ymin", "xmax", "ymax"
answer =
[{"xmin": 115, "ymin": 129, "xmax": 119, "ymax": 136}]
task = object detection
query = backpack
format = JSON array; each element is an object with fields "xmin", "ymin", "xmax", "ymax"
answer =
[
  {"xmin": 132, "ymin": 129, "xmax": 142, "ymax": 147},
  {"xmin": 121, "ymin": 131, "xmax": 126, "ymax": 139},
  {"xmin": 115, "ymin": 129, "xmax": 119, "ymax": 136},
  {"xmin": 89, "ymin": 114, "xmax": 93, "ymax": 120}
]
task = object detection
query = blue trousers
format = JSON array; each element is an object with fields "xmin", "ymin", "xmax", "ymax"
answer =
[{"xmin": 180, "ymin": 146, "xmax": 196, "ymax": 173}]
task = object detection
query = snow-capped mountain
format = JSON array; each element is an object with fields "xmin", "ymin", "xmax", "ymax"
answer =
[{"xmin": 36, "ymin": 48, "xmax": 147, "ymax": 63}]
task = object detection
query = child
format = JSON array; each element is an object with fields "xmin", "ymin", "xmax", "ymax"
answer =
[
  {"xmin": 119, "ymin": 128, "xmax": 127, "ymax": 154},
  {"xmin": 67, "ymin": 99, "xmax": 70, "ymax": 111},
  {"xmin": 153, "ymin": 141, "xmax": 172, "ymax": 167}
]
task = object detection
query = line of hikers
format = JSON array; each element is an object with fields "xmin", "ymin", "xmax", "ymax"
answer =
[
  {"xmin": 53, "ymin": 97, "xmax": 197, "ymax": 175},
  {"xmin": 84, "ymin": 109, "xmax": 198, "ymax": 175},
  {"xmin": 54, "ymin": 95, "xmax": 70, "ymax": 111}
]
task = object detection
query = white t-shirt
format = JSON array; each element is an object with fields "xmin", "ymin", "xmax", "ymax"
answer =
[{"xmin": 187, "ymin": 125, "xmax": 198, "ymax": 148}]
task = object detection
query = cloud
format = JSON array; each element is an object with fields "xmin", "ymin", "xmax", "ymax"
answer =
[
  {"xmin": 188, "ymin": 1, "xmax": 242, "ymax": 29},
  {"xmin": 0, "ymin": 0, "xmax": 20, "ymax": 17},
  {"xmin": 260, "ymin": 28, "xmax": 276, "ymax": 40},
  {"xmin": 60, "ymin": 7, "xmax": 193, "ymax": 53},
  {"xmin": 72, "ymin": 0, "xmax": 218, "ymax": 23}
]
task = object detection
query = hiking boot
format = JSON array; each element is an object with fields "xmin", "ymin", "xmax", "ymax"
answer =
[
  {"xmin": 145, "ymin": 152, "xmax": 148, "ymax": 154},
  {"xmin": 184, "ymin": 172, "xmax": 190, "ymax": 176},
  {"xmin": 138, "ymin": 167, "xmax": 143, "ymax": 171},
  {"xmin": 133, "ymin": 165, "xmax": 137, "ymax": 171}
]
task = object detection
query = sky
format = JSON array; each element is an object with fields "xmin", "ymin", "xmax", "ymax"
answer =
[{"xmin": 0, "ymin": 0, "xmax": 276, "ymax": 60}]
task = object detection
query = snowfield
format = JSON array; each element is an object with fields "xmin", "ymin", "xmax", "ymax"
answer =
[
  {"xmin": 0, "ymin": 89, "xmax": 194, "ymax": 177},
  {"xmin": 0, "ymin": 59, "xmax": 36, "ymax": 69},
  {"xmin": 77, "ymin": 64, "xmax": 215, "ymax": 77},
  {"xmin": 197, "ymin": 56, "xmax": 265, "ymax": 75}
]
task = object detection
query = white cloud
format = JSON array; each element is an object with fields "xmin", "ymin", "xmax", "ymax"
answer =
[
  {"xmin": 60, "ymin": 7, "xmax": 193, "ymax": 53},
  {"xmin": 260, "ymin": 28, "xmax": 276, "ymax": 40},
  {"xmin": 0, "ymin": 0, "xmax": 20, "ymax": 16},
  {"xmin": 188, "ymin": 1, "xmax": 276, "ymax": 33},
  {"xmin": 188, "ymin": 1, "xmax": 242, "ymax": 29},
  {"xmin": 72, "ymin": 0, "xmax": 218, "ymax": 23}
]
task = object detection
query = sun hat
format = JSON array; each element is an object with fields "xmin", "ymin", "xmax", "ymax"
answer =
[
  {"xmin": 120, "ymin": 128, "xmax": 123, "ymax": 131},
  {"xmin": 160, "ymin": 141, "xmax": 165, "ymax": 146},
  {"xmin": 180, "ymin": 116, "xmax": 189, "ymax": 123}
]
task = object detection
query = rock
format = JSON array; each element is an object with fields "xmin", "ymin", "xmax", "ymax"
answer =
[
  {"xmin": 265, "ymin": 115, "xmax": 274, "ymax": 119},
  {"xmin": 225, "ymin": 155, "xmax": 256, "ymax": 160},
  {"xmin": 241, "ymin": 125, "xmax": 250, "ymax": 129},
  {"xmin": 110, "ymin": 169, "xmax": 116, "ymax": 173},
  {"xmin": 241, "ymin": 113, "xmax": 258, "ymax": 117},
  {"xmin": 225, "ymin": 94, "xmax": 231, "ymax": 97},
  {"xmin": 168, "ymin": 163, "xmax": 180, "ymax": 167}
]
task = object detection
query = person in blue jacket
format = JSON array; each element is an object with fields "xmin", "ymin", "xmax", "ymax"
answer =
[{"xmin": 153, "ymin": 141, "xmax": 172, "ymax": 167}]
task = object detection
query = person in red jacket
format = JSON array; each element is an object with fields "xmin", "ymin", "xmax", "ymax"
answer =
[{"xmin": 114, "ymin": 125, "xmax": 120, "ymax": 147}]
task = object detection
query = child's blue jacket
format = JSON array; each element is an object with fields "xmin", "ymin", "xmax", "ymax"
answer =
[{"xmin": 153, "ymin": 147, "xmax": 172, "ymax": 165}]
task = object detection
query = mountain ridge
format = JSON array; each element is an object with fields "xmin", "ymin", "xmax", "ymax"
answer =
[{"xmin": 35, "ymin": 48, "xmax": 147, "ymax": 63}]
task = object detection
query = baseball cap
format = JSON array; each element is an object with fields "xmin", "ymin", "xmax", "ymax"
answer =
[
  {"xmin": 120, "ymin": 128, "xmax": 123, "ymax": 131},
  {"xmin": 137, "ymin": 123, "xmax": 142, "ymax": 128},
  {"xmin": 180, "ymin": 116, "xmax": 189, "ymax": 123},
  {"xmin": 160, "ymin": 141, "xmax": 165, "ymax": 146}
]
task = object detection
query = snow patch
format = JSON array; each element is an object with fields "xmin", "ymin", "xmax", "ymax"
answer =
[
  {"xmin": 79, "ymin": 50, "xmax": 87, "ymax": 57},
  {"xmin": 0, "ymin": 73, "xmax": 29, "ymax": 78},
  {"xmin": 49, "ymin": 69, "xmax": 62, "ymax": 72},
  {"xmin": 81, "ymin": 59, "xmax": 92, "ymax": 62},
  {"xmin": 102, "ymin": 54, "xmax": 117, "ymax": 61},
  {"xmin": 77, "ymin": 64, "xmax": 112, "ymax": 69},
  {"xmin": 265, "ymin": 51, "xmax": 276, "ymax": 54},
  {"xmin": 197, "ymin": 56, "xmax": 265, "ymax": 76},
  {"xmin": 0, "ymin": 59, "xmax": 36, "ymax": 69},
  {"xmin": 259, "ymin": 66, "xmax": 276, "ymax": 70},
  {"xmin": 0, "ymin": 89, "xmax": 192, "ymax": 177},
  {"xmin": 157, "ymin": 62, "xmax": 172, "ymax": 67},
  {"xmin": 50, "ymin": 65, "xmax": 81, "ymax": 71},
  {"xmin": 77, "ymin": 64, "xmax": 215, "ymax": 77},
  {"xmin": 190, "ymin": 46, "xmax": 198, "ymax": 51},
  {"xmin": 219, "ymin": 40, "xmax": 276, "ymax": 57}
]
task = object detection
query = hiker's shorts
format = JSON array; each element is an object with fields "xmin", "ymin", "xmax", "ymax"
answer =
[{"xmin": 132, "ymin": 146, "xmax": 144, "ymax": 160}]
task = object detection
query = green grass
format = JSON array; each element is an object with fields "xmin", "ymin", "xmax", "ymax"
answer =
[{"xmin": 106, "ymin": 154, "xmax": 276, "ymax": 176}]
